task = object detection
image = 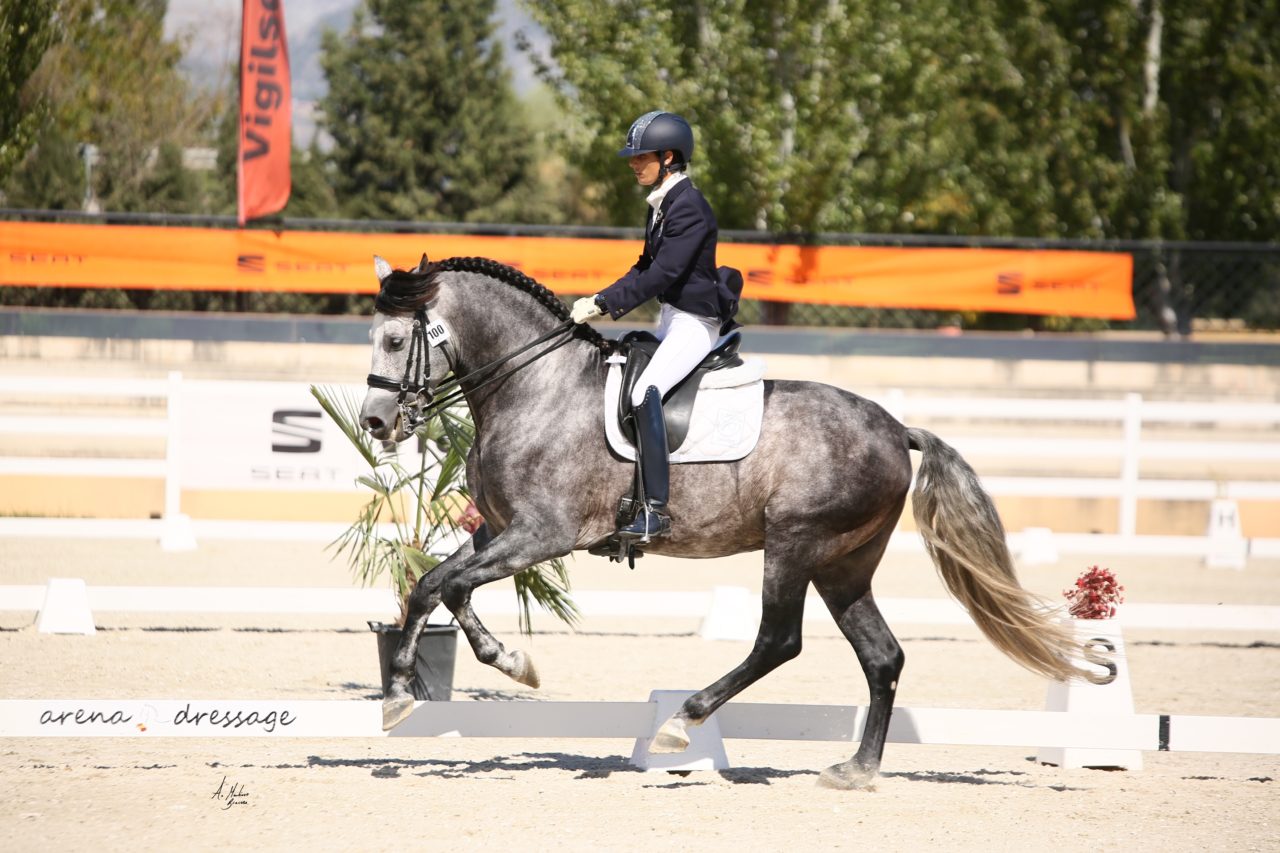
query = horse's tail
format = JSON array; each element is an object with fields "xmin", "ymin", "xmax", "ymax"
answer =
[{"xmin": 907, "ymin": 427, "xmax": 1086, "ymax": 681}]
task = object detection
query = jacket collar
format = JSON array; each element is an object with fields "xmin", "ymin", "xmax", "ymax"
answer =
[{"xmin": 646, "ymin": 172, "xmax": 689, "ymax": 213}]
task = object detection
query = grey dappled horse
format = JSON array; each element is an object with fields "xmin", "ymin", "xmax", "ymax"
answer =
[{"xmin": 359, "ymin": 255, "xmax": 1086, "ymax": 789}]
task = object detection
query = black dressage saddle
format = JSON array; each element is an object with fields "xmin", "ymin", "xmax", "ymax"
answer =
[{"xmin": 616, "ymin": 330, "xmax": 744, "ymax": 452}]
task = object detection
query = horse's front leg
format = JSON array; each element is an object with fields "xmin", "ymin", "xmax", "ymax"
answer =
[
  {"xmin": 382, "ymin": 517, "xmax": 573, "ymax": 729},
  {"xmin": 382, "ymin": 526, "xmax": 487, "ymax": 729},
  {"xmin": 437, "ymin": 513, "xmax": 574, "ymax": 686}
]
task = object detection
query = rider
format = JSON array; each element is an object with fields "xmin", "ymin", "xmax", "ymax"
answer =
[{"xmin": 570, "ymin": 110, "xmax": 739, "ymax": 542}]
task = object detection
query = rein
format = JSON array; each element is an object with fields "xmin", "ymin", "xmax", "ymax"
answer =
[{"xmin": 367, "ymin": 311, "xmax": 575, "ymax": 430}]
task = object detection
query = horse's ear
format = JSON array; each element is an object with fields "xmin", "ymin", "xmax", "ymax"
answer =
[
  {"xmin": 373, "ymin": 255, "xmax": 393, "ymax": 283},
  {"xmin": 413, "ymin": 253, "xmax": 430, "ymax": 274}
]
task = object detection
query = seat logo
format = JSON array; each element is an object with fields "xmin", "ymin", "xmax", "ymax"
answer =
[
  {"xmin": 237, "ymin": 254, "xmax": 266, "ymax": 273},
  {"xmin": 271, "ymin": 410, "xmax": 322, "ymax": 453},
  {"xmin": 997, "ymin": 272, "xmax": 1022, "ymax": 295}
]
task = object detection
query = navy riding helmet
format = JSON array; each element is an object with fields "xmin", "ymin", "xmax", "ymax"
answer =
[{"xmin": 618, "ymin": 111, "xmax": 694, "ymax": 167}]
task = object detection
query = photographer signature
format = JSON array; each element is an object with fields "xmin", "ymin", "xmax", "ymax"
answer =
[{"xmin": 211, "ymin": 775, "xmax": 250, "ymax": 810}]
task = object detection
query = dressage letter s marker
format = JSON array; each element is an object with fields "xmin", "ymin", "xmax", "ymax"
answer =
[{"xmin": 1081, "ymin": 637, "xmax": 1118, "ymax": 686}]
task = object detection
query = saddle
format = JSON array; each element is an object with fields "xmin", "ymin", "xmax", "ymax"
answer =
[
  {"xmin": 615, "ymin": 330, "xmax": 744, "ymax": 451},
  {"xmin": 592, "ymin": 331, "xmax": 759, "ymax": 568}
]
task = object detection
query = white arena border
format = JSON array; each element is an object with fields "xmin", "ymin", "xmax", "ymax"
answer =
[
  {"xmin": 2, "ymin": 519, "xmax": 1278, "ymax": 561},
  {"xmin": 2, "ymin": 698, "xmax": 1278, "ymax": 759},
  {"xmin": 5, "ymin": 582, "xmax": 1280, "ymax": 633},
  {"xmin": 2, "ymin": 375, "xmax": 1280, "ymax": 560}
]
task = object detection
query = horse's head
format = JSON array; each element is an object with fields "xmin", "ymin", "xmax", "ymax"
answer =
[{"xmin": 361, "ymin": 254, "xmax": 445, "ymax": 444}]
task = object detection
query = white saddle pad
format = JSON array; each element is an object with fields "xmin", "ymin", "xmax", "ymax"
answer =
[{"xmin": 604, "ymin": 355, "xmax": 766, "ymax": 463}]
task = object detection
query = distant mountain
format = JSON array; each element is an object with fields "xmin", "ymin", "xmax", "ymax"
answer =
[{"xmin": 163, "ymin": 0, "xmax": 549, "ymax": 144}]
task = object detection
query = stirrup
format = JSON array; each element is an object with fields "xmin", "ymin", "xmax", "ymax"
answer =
[{"xmin": 587, "ymin": 536, "xmax": 644, "ymax": 569}]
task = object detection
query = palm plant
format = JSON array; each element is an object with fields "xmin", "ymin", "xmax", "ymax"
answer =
[{"xmin": 310, "ymin": 385, "xmax": 578, "ymax": 634}]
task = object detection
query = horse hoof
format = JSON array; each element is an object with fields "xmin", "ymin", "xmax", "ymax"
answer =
[
  {"xmin": 649, "ymin": 717, "xmax": 691, "ymax": 754},
  {"xmin": 816, "ymin": 761, "xmax": 878, "ymax": 791},
  {"xmin": 508, "ymin": 650, "xmax": 541, "ymax": 689},
  {"xmin": 381, "ymin": 696, "xmax": 415, "ymax": 731}
]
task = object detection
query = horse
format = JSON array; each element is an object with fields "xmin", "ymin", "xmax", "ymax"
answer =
[{"xmin": 359, "ymin": 253, "xmax": 1088, "ymax": 789}]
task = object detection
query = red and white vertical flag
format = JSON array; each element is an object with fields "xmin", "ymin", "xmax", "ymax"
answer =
[{"xmin": 237, "ymin": 0, "xmax": 291, "ymax": 225}]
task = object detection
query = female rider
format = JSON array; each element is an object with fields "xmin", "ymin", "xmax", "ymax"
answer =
[{"xmin": 570, "ymin": 110, "xmax": 739, "ymax": 542}]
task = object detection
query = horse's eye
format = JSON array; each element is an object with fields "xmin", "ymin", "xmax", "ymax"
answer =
[{"xmin": 387, "ymin": 336, "xmax": 405, "ymax": 351}]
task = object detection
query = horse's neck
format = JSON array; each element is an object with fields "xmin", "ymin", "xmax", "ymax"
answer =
[
  {"xmin": 462, "ymin": 341, "xmax": 603, "ymax": 433},
  {"xmin": 444, "ymin": 299, "xmax": 603, "ymax": 428}
]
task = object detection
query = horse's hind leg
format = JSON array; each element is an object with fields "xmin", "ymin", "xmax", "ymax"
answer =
[
  {"xmin": 811, "ymin": 539, "xmax": 904, "ymax": 790},
  {"xmin": 649, "ymin": 546, "xmax": 809, "ymax": 753}
]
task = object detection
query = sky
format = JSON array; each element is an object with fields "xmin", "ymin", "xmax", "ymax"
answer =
[{"xmin": 163, "ymin": 0, "xmax": 551, "ymax": 144}]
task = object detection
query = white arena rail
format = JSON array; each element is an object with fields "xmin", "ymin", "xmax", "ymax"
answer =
[
  {"xmin": 2, "ymin": 375, "xmax": 1279, "ymax": 556},
  {"xmin": 0, "ymin": 372, "xmax": 189, "ymax": 547},
  {"xmin": 5, "ymin": 582, "xmax": 1279, "ymax": 637},
  {"xmin": 880, "ymin": 390, "xmax": 1280, "ymax": 538},
  {"xmin": 1, "ymin": 697, "xmax": 1276, "ymax": 768}
]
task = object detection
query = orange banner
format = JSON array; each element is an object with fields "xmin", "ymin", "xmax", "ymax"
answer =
[
  {"xmin": 238, "ymin": 0, "xmax": 291, "ymax": 224},
  {"xmin": 0, "ymin": 222, "xmax": 1135, "ymax": 318}
]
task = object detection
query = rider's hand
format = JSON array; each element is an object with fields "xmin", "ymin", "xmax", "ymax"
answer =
[{"xmin": 571, "ymin": 295, "xmax": 604, "ymax": 324}]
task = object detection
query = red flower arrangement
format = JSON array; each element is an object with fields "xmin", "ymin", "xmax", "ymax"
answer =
[{"xmin": 1063, "ymin": 566, "xmax": 1125, "ymax": 619}]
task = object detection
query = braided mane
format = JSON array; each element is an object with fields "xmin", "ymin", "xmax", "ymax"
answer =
[{"xmin": 375, "ymin": 256, "xmax": 613, "ymax": 353}]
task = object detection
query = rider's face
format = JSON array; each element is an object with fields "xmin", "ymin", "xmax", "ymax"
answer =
[{"xmin": 628, "ymin": 152, "xmax": 668, "ymax": 187}]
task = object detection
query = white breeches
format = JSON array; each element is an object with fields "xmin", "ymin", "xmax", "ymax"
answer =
[{"xmin": 631, "ymin": 303, "xmax": 721, "ymax": 406}]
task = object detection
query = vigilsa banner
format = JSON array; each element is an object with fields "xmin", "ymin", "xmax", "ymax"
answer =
[
  {"xmin": 0, "ymin": 222, "xmax": 1135, "ymax": 318},
  {"xmin": 238, "ymin": 0, "xmax": 292, "ymax": 225}
]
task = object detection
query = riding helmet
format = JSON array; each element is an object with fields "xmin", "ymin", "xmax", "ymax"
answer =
[{"xmin": 618, "ymin": 111, "xmax": 694, "ymax": 165}]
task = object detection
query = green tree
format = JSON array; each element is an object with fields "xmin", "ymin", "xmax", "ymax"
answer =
[
  {"xmin": 523, "ymin": 1, "xmax": 869, "ymax": 232},
  {"xmin": 522, "ymin": 0, "xmax": 1102, "ymax": 236},
  {"xmin": 0, "ymin": 0, "xmax": 57, "ymax": 187},
  {"xmin": 524, "ymin": 0, "xmax": 1279, "ymax": 241},
  {"xmin": 3, "ymin": 0, "xmax": 221, "ymax": 212},
  {"xmin": 318, "ymin": 0, "xmax": 547, "ymax": 223},
  {"xmin": 1158, "ymin": 0, "xmax": 1280, "ymax": 243}
]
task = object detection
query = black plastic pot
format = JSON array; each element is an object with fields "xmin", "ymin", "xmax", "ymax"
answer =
[{"xmin": 369, "ymin": 621, "xmax": 459, "ymax": 701}]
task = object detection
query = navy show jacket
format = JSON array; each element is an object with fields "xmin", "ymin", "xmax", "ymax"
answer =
[{"xmin": 596, "ymin": 179, "xmax": 725, "ymax": 322}]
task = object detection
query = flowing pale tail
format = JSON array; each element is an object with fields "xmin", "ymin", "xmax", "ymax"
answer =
[{"xmin": 907, "ymin": 428, "xmax": 1088, "ymax": 682}]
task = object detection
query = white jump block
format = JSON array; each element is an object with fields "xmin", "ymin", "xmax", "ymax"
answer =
[
  {"xmin": 36, "ymin": 578, "xmax": 96, "ymax": 635},
  {"xmin": 630, "ymin": 690, "xmax": 729, "ymax": 771},
  {"xmin": 1038, "ymin": 618, "xmax": 1141, "ymax": 770},
  {"xmin": 1205, "ymin": 498, "xmax": 1247, "ymax": 570},
  {"xmin": 699, "ymin": 586, "xmax": 758, "ymax": 642}
]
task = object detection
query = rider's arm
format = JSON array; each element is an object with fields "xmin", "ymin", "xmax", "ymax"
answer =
[{"xmin": 595, "ymin": 199, "xmax": 710, "ymax": 319}]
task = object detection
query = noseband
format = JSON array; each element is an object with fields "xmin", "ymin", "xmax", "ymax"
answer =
[{"xmin": 366, "ymin": 308, "xmax": 433, "ymax": 430}]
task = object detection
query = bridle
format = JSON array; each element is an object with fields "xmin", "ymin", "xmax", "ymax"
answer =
[
  {"xmin": 366, "ymin": 305, "xmax": 576, "ymax": 432},
  {"xmin": 365, "ymin": 307, "xmax": 434, "ymax": 431}
]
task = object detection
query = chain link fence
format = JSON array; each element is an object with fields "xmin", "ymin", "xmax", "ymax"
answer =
[
  {"xmin": 3, "ymin": 211, "xmax": 1277, "ymax": 333},
  {"xmin": 716, "ymin": 232, "xmax": 1280, "ymax": 335}
]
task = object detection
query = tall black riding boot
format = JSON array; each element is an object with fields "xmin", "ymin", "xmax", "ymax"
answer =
[{"xmin": 618, "ymin": 385, "xmax": 671, "ymax": 542}]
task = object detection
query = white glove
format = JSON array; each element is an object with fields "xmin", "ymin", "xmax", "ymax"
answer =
[{"xmin": 571, "ymin": 295, "xmax": 604, "ymax": 324}]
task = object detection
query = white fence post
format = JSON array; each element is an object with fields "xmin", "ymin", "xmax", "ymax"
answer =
[
  {"xmin": 1119, "ymin": 392, "xmax": 1142, "ymax": 538},
  {"xmin": 159, "ymin": 371, "xmax": 195, "ymax": 551}
]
